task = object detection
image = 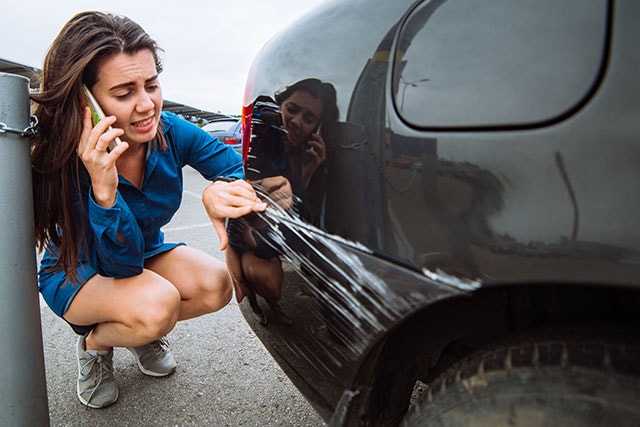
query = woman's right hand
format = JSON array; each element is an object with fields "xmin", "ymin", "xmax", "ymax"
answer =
[
  {"xmin": 301, "ymin": 132, "xmax": 326, "ymax": 190},
  {"xmin": 202, "ymin": 179, "xmax": 267, "ymax": 251},
  {"xmin": 76, "ymin": 107, "xmax": 129, "ymax": 207}
]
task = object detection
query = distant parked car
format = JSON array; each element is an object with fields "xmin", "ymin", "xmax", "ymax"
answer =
[
  {"xmin": 202, "ymin": 117, "xmax": 241, "ymax": 153},
  {"xmin": 229, "ymin": 0, "xmax": 640, "ymax": 426}
]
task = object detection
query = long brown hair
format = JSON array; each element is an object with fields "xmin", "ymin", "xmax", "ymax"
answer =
[{"xmin": 31, "ymin": 11, "xmax": 165, "ymax": 281}]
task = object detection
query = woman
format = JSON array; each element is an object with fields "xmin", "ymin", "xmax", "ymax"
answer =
[
  {"xmin": 226, "ymin": 78, "xmax": 338, "ymax": 325},
  {"xmin": 31, "ymin": 11, "xmax": 266, "ymax": 408}
]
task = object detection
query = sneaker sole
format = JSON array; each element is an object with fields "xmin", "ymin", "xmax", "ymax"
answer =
[{"xmin": 77, "ymin": 385, "xmax": 119, "ymax": 409}]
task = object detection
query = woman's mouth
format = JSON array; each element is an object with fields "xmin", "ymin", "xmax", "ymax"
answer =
[
  {"xmin": 132, "ymin": 117, "xmax": 155, "ymax": 133},
  {"xmin": 285, "ymin": 126, "xmax": 300, "ymax": 142}
]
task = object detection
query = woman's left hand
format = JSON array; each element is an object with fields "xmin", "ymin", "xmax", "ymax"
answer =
[{"xmin": 202, "ymin": 179, "xmax": 267, "ymax": 250}]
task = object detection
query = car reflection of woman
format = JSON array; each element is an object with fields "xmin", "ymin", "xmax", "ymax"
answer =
[
  {"xmin": 31, "ymin": 11, "xmax": 266, "ymax": 409},
  {"xmin": 226, "ymin": 78, "xmax": 339, "ymax": 326}
]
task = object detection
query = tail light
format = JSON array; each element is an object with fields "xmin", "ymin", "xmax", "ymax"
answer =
[
  {"xmin": 241, "ymin": 52, "xmax": 261, "ymax": 164},
  {"xmin": 221, "ymin": 136, "xmax": 239, "ymax": 145},
  {"xmin": 241, "ymin": 103, "xmax": 253, "ymax": 163}
]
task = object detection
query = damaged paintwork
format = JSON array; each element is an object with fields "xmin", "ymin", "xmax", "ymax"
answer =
[
  {"xmin": 228, "ymin": 0, "xmax": 640, "ymax": 424},
  {"xmin": 247, "ymin": 195, "xmax": 466, "ymax": 359},
  {"xmin": 420, "ymin": 268, "xmax": 482, "ymax": 292}
]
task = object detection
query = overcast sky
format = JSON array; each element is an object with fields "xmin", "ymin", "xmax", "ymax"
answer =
[{"xmin": 1, "ymin": 0, "xmax": 328, "ymax": 115}]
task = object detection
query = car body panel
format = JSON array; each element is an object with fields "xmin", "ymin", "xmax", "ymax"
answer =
[{"xmin": 232, "ymin": 0, "xmax": 640, "ymax": 423}]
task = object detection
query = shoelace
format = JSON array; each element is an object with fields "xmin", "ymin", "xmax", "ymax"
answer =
[
  {"xmin": 147, "ymin": 337, "xmax": 170, "ymax": 357},
  {"xmin": 80, "ymin": 353, "xmax": 113, "ymax": 408}
]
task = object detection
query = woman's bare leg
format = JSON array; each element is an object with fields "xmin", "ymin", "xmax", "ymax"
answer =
[
  {"xmin": 145, "ymin": 245, "xmax": 232, "ymax": 320},
  {"xmin": 64, "ymin": 246, "xmax": 232, "ymax": 351},
  {"xmin": 64, "ymin": 270, "xmax": 181, "ymax": 350}
]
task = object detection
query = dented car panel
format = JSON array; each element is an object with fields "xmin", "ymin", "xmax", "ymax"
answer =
[{"xmin": 228, "ymin": 0, "xmax": 640, "ymax": 424}]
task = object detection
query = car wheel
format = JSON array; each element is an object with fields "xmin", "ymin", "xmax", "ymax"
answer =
[{"xmin": 401, "ymin": 330, "xmax": 640, "ymax": 427}]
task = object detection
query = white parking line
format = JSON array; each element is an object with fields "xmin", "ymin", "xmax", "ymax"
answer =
[
  {"xmin": 162, "ymin": 222, "xmax": 212, "ymax": 232},
  {"xmin": 183, "ymin": 189, "xmax": 201, "ymax": 199}
]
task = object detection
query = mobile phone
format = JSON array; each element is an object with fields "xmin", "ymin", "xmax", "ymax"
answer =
[
  {"xmin": 82, "ymin": 85, "xmax": 122, "ymax": 152},
  {"xmin": 313, "ymin": 120, "xmax": 323, "ymax": 136},
  {"xmin": 306, "ymin": 121, "xmax": 323, "ymax": 148}
]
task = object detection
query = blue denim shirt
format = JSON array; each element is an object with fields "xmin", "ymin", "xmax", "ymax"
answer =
[{"xmin": 39, "ymin": 111, "xmax": 243, "ymax": 316}]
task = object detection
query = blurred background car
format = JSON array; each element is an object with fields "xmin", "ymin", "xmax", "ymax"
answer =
[
  {"xmin": 230, "ymin": 0, "xmax": 640, "ymax": 425},
  {"xmin": 202, "ymin": 116, "xmax": 242, "ymax": 153}
]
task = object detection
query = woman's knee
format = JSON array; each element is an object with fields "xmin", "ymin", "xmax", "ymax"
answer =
[
  {"xmin": 148, "ymin": 246, "xmax": 232, "ymax": 313},
  {"xmin": 197, "ymin": 267, "xmax": 233, "ymax": 312},
  {"xmin": 134, "ymin": 284, "xmax": 181, "ymax": 339}
]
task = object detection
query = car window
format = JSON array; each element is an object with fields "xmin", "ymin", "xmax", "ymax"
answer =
[
  {"xmin": 202, "ymin": 120, "xmax": 238, "ymax": 132},
  {"xmin": 393, "ymin": 0, "xmax": 608, "ymax": 129}
]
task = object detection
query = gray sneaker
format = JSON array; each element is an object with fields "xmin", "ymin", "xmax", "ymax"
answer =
[
  {"xmin": 127, "ymin": 337, "xmax": 177, "ymax": 377},
  {"xmin": 76, "ymin": 335, "xmax": 119, "ymax": 408}
]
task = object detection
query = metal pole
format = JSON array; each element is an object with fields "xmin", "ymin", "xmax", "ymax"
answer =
[{"xmin": 0, "ymin": 72, "xmax": 50, "ymax": 426}]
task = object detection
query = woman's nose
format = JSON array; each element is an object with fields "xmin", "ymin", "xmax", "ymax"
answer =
[
  {"xmin": 289, "ymin": 114, "xmax": 302, "ymax": 129},
  {"xmin": 136, "ymin": 92, "xmax": 155, "ymax": 112}
]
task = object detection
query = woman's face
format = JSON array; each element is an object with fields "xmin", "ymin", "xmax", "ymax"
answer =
[
  {"xmin": 90, "ymin": 49, "xmax": 162, "ymax": 145},
  {"xmin": 280, "ymin": 90, "xmax": 324, "ymax": 147}
]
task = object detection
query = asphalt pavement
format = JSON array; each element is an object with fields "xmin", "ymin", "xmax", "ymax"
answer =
[{"xmin": 39, "ymin": 166, "xmax": 326, "ymax": 426}]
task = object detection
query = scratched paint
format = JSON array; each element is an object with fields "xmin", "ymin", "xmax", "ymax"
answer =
[{"xmin": 247, "ymin": 192, "xmax": 473, "ymax": 360}]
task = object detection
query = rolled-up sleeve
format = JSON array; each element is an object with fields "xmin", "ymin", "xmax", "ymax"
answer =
[{"xmin": 88, "ymin": 189, "xmax": 145, "ymax": 278}]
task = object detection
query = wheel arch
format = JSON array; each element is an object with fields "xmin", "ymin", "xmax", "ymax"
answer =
[{"xmin": 347, "ymin": 281, "xmax": 640, "ymax": 425}]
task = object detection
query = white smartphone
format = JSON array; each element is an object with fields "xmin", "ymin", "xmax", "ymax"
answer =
[{"xmin": 82, "ymin": 84, "xmax": 122, "ymax": 152}]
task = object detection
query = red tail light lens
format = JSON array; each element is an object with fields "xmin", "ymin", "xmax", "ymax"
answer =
[{"xmin": 222, "ymin": 136, "xmax": 238, "ymax": 145}]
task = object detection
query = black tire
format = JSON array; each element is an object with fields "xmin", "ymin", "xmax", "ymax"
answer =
[{"xmin": 401, "ymin": 330, "xmax": 640, "ymax": 427}]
